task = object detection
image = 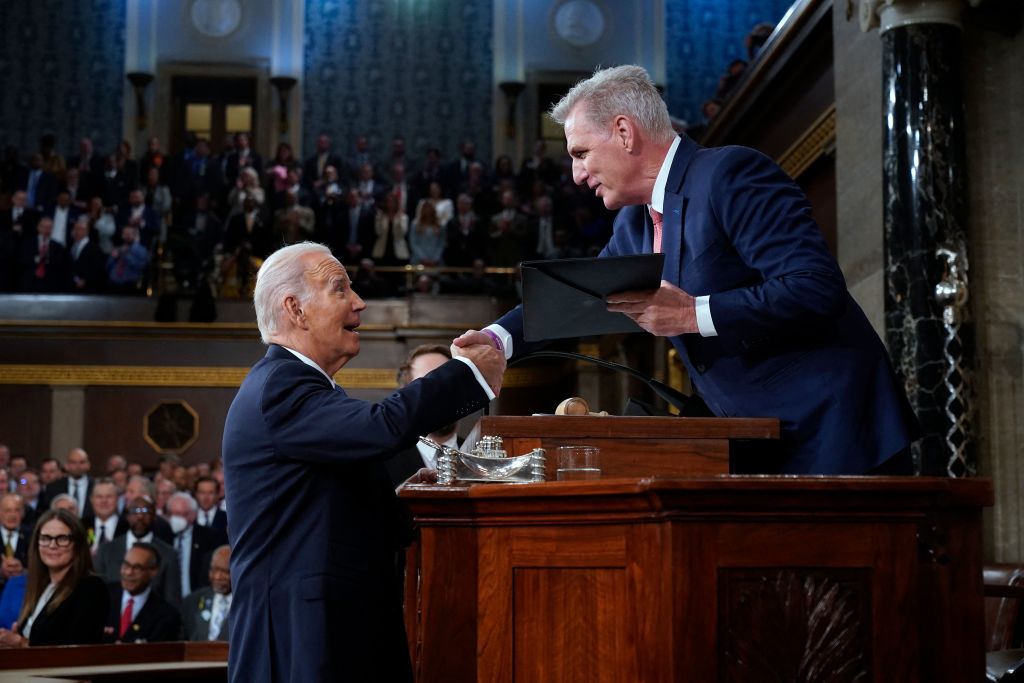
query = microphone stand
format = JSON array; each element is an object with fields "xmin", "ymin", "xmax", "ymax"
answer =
[{"xmin": 509, "ymin": 349, "xmax": 710, "ymax": 417}]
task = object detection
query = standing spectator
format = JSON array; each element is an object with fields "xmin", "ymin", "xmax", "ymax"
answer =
[
  {"xmin": 443, "ymin": 193, "xmax": 487, "ymax": 268},
  {"xmin": 38, "ymin": 459, "xmax": 62, "ymax": 488},
  {"xmin": 16, "ymin": 471, "xmax": 44, "ymax": 529},
  {"xmin": 166, "ymin": 493, "xmax": 226, "ymax": 600},
  {"xmin": 22, "ymin": 154, "xmax": 58, "ymax": 212},
  {"xmin": 85, "ymin": 197, "xmax": 117, "ymax": 255},
  {"xmin": 138, "ymin": 136, "xmax": 167, "ymax": 184},
  {"xmin": 83, "ymin": 479, "xmax": 127, "ymax": 556},
  {"xmin": 224, "ymin": 133, "xmax": 263, "ymax": 186},
  {"xmin": 303, "ymin": 134, "xmax": 343, "ymax": 191},
  {"xmin": 18, "ymin": 216, "xmax": 69, "ymax": 293},
  {"xmin": 116, "ymin": 189, "xmax": 160, "ymax": 248},
  {"xmin": 488, "ymin": 189, "xmax": 528, "ymax": 267},
  {"xmin": 44, "ymin": 448, "xmax": 93, "ymax": 520},
  {"xmin": 0, "ymin": 493, "xmax": 30, "ymax": 594},
  {"xmin": 371, "ymin": 192, "xmax": 410, "ymax": 282},
  {"xmin": 409, "ymin": 200, "xmax": 445, "ymax": 266},
  {"xmin": 273, "ymin": 191, "xmax": 315, "ymax": 246},
  {"xmin": 106, "ymin": 225, "xmax": 150, "ymax": 294},
  {"xmin": 68, "ymin": 216, "xmax": 107, "ymax": 293},
  {"xmin": 193, "ymin": 477, "xmax": 227, "ymax": 533}
]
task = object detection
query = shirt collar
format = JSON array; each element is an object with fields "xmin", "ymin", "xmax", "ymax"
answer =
[
  {"xmin": 650, "ymin": 136, "xmax": 682, "ymax": 215},
  {"xmin": 282, "ymin": 346, "xmax": 336, "ymax": 388}
]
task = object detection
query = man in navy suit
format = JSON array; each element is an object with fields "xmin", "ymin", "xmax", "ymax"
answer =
[
  {"xmin": 455, "ymin": 65, "xmax": 919, "ymax": 475},
  {"xmin": 222, "ymin": 242, "xmax": 505, "ymax": 682}
]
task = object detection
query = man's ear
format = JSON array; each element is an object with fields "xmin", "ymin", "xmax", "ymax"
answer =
[
  {"xmin": 613, "ymin": 115, "xmax": 636, "ymax": 153},
  {"xmin": 283, "ymin": 295, "xmax": 306, "ymax": 328}
]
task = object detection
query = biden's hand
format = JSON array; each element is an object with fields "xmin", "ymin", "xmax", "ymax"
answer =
[
  {"xmin": 606, "ymin": 280, "xmax": 698, "ymax": 337},
  {"xmin": 453, "ymin": 342, "xmax": 506, "ymax": 397}
]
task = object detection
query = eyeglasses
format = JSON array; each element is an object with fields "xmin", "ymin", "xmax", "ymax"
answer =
[
  {"xmin": 128, "ymin": 506, "xmax": 152, "ymax": 515},
  {"xmin": 38, "ymin": 534, "xmax": 73, "ymax": 548},
  {"xmin": 121, "ymin": 560, "xmax": 154, "ymax": 572}
]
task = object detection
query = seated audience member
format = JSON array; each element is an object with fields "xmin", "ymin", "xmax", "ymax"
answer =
[
  {"xmin": 38, "ymin": 459, "xmax": 63, "ymax": 487},
  {"xmin": 166, "ymin": 492, "xmax": 226, "ymax": 600},
  {"xmin": 105, "ymin": 455, "xmax": 127, "ymax": 476},
  {"xmin": 19, "ymin": 216, "xmax": 69, "ymax": 293},
  {"xmin": 105, "ymin": 542, "xmax": 181, "ymax": 643},
  {"xmin": 193, "ymin": 477, "xmax": 227, "ymax": 533},
  {"xmin": 0, "ymin": 509, "xmax": 108, "ymax": 646},
  {"xmin": 46, "ymin": 190, "xmax": 80, "ymax": 247},
  {"xmin": 385, "ymin": 345, "xmax": 462, "ymax": 487},
  {"xmin": 415, "ymin": 181, "xmax": 454, "ymax": 227},
  {"xmin": 68, "ymin": 215, "xmax": 107, "ymax": 293},
  {"xmin": 1, "ymin": 494, "xmax": 29, "ymax": 594},
  {"xmin": 123, "ymin": 475, "xmax": 173, "ymax": 542},
  {"xmin": 94, "ymin": 496, "xmax": 181, "ymax": 606},
  {"xmin": 83, "ymin": 479, "xmax": 127, "ymax": 555},
  {"xmin": 181, "ymin": 545, "xmax": 231, "ymax": 641},
  {"xmin": 16, "ymin": 470, "xmax": 44, "ymax": 529},
  {"xmin": 0, "ymin": 574, "xmax": 25, "ymax": 630},
  {"xmin": 106, "ymin": 225, "xmax": 149, "ymax": 294},
  {"xmin": 49, "ymin": 494, "xmax": 78, "ymax": 515}
]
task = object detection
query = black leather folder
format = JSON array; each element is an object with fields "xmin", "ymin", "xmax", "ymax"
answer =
[{"xmin": 521, "ymin": 253, "xmax": 665, "ymax": 342}]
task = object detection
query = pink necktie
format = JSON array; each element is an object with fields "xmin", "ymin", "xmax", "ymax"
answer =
[{"xmin": 649, "ymin": 207, "xmax": 663, "ymax": 253}]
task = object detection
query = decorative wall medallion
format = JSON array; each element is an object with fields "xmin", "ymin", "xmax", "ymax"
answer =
[
  {"xmin": 144, "ymin": 400, "xmax": 200, "ymax": 454},
  {"xmin": 553, "ymin": 0, "xmax": 605, "ymax": 48},
  {"xmin": 190, "ymin": 0, "xmax": 243, "ymax": 38}
]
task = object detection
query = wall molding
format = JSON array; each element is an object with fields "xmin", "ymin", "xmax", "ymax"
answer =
[
  {"xmin": 778, "ymin": 105, "xmax": 837, "ymax": 179},
  {"xmin": 0, "ymin": 364, "xmax": 557, "ymax": 390}
]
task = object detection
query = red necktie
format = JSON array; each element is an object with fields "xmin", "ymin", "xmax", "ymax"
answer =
[
  {"xmin": 119, "ymin": 597, "xmax": 135, "ymax": 638},
  {"xmin": 649, "ymin": 207, "xmax": 664, "ymax": 253},
  {"xmin": 35, "ymin": 239, "xmax": 48, "ymax": 278}
]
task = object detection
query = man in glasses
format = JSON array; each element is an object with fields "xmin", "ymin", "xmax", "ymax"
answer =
[
  {"xmin": 104, "ymin": 543, "xmax": 181, "ymax": 643},
  {"xmin": 94, "ymin": 495, "xmax": 181, "ymax": 606}
]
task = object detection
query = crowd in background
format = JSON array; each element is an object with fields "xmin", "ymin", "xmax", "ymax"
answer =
[
  {"xmin": 0, "ymin": 130, "xmax": 615, "ymax": 302},
  {"xmin": 0, "ymin": 444, "xmax": 232, "ymax": 646}
]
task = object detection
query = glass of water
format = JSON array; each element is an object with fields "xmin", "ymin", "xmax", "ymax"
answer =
[{"xmin": 555, "ymin": 446, "xmax": 601, "ymax": 481}]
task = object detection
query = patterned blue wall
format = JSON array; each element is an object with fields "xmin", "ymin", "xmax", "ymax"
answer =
[
  {"xmin": 0, "ymin": 0, "xmax": 126, "ymax": 157},
  {"xmin": 665, "ymin": 0, "xmax": 794, "ymax": 128},
  {"xmin": 303, "ymin": 0, "xmax": 493, "ymax": 164}
]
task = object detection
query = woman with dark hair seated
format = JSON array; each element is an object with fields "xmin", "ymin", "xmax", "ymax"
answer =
[{"xmin": 0, "ymin": 509, "xmax": 108, "ymax": 647}]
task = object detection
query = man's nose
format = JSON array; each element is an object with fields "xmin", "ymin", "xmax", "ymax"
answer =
[{"xmin": 572, "ymin": 162, "xmax": 588, "ymax": 186}]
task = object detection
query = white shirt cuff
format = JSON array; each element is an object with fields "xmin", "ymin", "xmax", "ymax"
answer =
[
  {"xmin": 453, "ymin": 356, "xmax": 496, "ymax": 400},
  {"xmin": 484, "ymin": 324, "xmax": 514, "ymax": 360},
  {"xmin": 695, "ymin": 295, "xmax": 718, "ymax": 337}
]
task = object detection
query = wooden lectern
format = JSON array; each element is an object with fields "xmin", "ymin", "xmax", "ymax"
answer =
[{"xmin": 400, "ymin": 417, "xmax": 992, "ymax": 683}]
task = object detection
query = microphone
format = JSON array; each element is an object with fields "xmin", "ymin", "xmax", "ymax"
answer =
[{"xmin": 509, "ymin": 350, "xmax": 711, "ymax": 417}]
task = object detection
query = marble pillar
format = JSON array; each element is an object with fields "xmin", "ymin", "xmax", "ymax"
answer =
[{"xmin": 862, "ymin": 0, "xmax": 974, "ymax": 476}]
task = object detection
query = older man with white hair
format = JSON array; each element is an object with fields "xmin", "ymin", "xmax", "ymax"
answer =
[
  {"xmin": 223, "ymin": 241, "xmax": 505, "ymax": 682},
  {"xmin": 166, "ymin": 491, "xmax": 226, "ymax": 600}
]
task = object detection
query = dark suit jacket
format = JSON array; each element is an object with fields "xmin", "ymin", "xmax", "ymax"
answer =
[
  {"xmin": 19, "ymin": 574, "xmax": 109, "ymax": 645},
  {"xmin": 180, "ymin": 586, "xmax": 230, "ymax": 641},
  {"xmin": 222, "ymin": 344, "xmax": 489, "ymax": 682},
  {"xmin": 44, "ymin": 476, "xmax": 93, "ymax": 518},
  {"xmin": 17, "ymin": 234, "xmax": 69, "ymax": 293},
  {"xmin": 81, "ymin": 514, "xmax": 130, "ymax": 549},
  {"xmin": 93, "ymin": 534, "xmax": 182, "ymax": 606},
  {"xmin": 383, "ymin": 446, "xmax": 428, "ymax": 489},
  {"xmin": 69, "ymin": 239, "xmax": 107, "ymax": 292},
  {"xmin": 196, "ymin": 507, "xmax": 228, "ymax": 535},
  {"xmin": 116, "ymin": 204, "xmax": 161, "ymax": 247},
  {"xmin": 177, "ymin": 524, "xmax": 227, "ymax": 594},
  {"xmin": 0, "ymin": 524, "xmax": 31, "ymax": 593},
  {"xmin": 303, "ymin": 152, "xmax": 344, "ymax": 187},
  {"xmin": 106, "ymin": 583, "xmax": 182, "ymax": 643},
  {"xmin": 496, "ymin": 136, "xmax": 920, "ymax": 474}
]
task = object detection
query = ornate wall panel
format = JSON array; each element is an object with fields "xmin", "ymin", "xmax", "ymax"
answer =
[{"xmin": 0, "ymin": 0, "xmax": 126, "ymax": 156}]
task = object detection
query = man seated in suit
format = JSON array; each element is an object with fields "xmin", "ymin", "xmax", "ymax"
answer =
[
  {"xmin": 123, "ymin": 475, "xmax": 173, "ymax": 543},
  {"xmin": 193, "ymin": 477, "xmax": 227, "ymax": 533},
  {"xmin": 94, "ymin": 495, "xmax": 181, "ymax": 606},
  {"xmin": 84, "ymin": 478, "xmax": 127, "ymax": 555},
  {"xmin": 166, "ymin": 492, "xmax": 227, "ymax": 600},
  {"xmin": 68, "ymin": 216, "xmax": 107, "ymax": 293},
  {"xmin": 18, "ymin": 216, "xmax": 69, "ymax": 293},
  {"xmin": 15, "ymin": 469, "xmax": 43, "ymax": 530},
  {"xmin": 222, "ymin": 242, "xmax": 506, "ymax": 682},
  {"xmin": 0, "ymin": 493, "xmax": 29, "ymax": 593},
  {"xmin": 454, "ymin": 64, "xmax": 920, "ymax": 476},
  {"xmin": 385, "ymin": 344, "xmax": 463, "ymax": 487},
  {"xmin": 181, "ymin": 545, "xmax": 231, "ymax": 641},
  {"xmin": 105, "ymin": 543, "xmax": 181, "ymax": 643}
]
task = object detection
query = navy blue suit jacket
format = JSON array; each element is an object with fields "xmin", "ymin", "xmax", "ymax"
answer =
[
  {"xmin": 498, "ymin": 136, "xmax": 919, "ymax": 474},
  {"xmin": 223, "ymin": 344, "xmax": 488, "ymax": 682}
]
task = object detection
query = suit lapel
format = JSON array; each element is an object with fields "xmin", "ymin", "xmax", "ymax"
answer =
[{"xmin": 662, "ymin": 192, "xmax": 685, "ymax": 285}]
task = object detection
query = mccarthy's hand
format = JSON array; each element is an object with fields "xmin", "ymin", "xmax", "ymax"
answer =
[
  {"xmin": 451, "ymin": 329, "xmax": 495, "ymax": 352},
  {"xmin": 606, "ymin": 280, "xmax": 698, "ymax": 336},
  {"xmin": 453, "ymin": 342, "xmax": 506, "ymax": 397}
]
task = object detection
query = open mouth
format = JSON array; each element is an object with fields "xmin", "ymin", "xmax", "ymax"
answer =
[{"xmin": 344, "ymin": 323, "xmax": 360, "ymax": 333}]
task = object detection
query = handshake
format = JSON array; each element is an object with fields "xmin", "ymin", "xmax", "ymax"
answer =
[{"xmin": 450, "ymin": 329, "xmax": 507, "ymax": 397}]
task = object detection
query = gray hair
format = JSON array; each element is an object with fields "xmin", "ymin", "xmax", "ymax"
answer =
[
  {"xmin": 549, "ymin": 65, "xmax": 676, "ymax": 145},
  {"xmin": 254, "ymin": 242, "xmax": 333, "ymax": 344},
  {"xmin": 128, "ymin": 474, "xmax": 156, "ymax": 499},
  {"xmin": 49, "ymin": 493, "xmax": 76, "ymax": 511},
  {"xmin": 168, "ymin": 491, "xmax": 198, "ymax": 513}
]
